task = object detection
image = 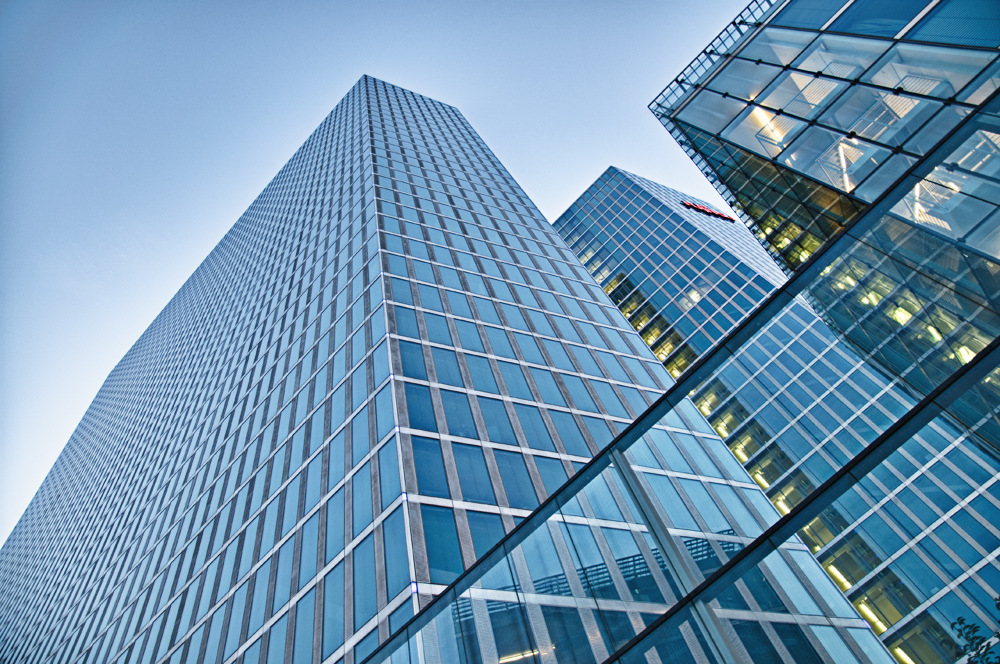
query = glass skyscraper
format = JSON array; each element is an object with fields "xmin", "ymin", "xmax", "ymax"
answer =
[
  {"xmin": 556, "ymin": 166, "xmax": 1000, "ymax": 664},
  {"xmin": 0, "ymin": 75, "xmax": 664, "ymax": 664},
  {"xmin": 0, "ymin": 77, "xmax": 893, "ymax": 664},
  {"xmin": 637, "ymin": 1, "xmax": 1000, "ymax": 663},
  {"xmin": 554, "ymin": 166, "xmax": 785, "ymax": 377}
]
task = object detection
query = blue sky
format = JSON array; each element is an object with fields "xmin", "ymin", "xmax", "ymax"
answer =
[{"xmin": 0, "ymin": 0, "xmax": 747, "ymax": 546}]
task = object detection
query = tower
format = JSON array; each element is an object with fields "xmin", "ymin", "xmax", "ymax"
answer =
[
  {"xmin": 647, "ymin": 1, "xmax": 1000, "ymax": 662},
  {"xmin": 557, "ymin": 166, "xmax": 1000, "ymax": 663},
  {"xmin": 0, "ymin": 76, "xmax": 716, "ymax": 664}
]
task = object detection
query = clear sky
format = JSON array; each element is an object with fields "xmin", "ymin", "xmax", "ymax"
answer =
[{"xmin": 0, "ymin": 0, "xmax": 747, "ymax": 547}]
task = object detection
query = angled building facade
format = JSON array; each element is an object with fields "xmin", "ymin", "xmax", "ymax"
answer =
[
  {"xmin": 557, "ymin": 167, "xmax": 1000, "ymax": 664},
  {"xmin": 1, "ymin": 77, "xmax": 895, "ymax": 664},
  {"xmin": 643, "ymin": 1, "xmax": 1000, "ymax": 663},
  {"xmin": 0, "ymin": 75, "xmax": 673, "ymax": 664},
  {"xmin": 554, "ymin": 166, "xmax": 785, "ymax": 377}
]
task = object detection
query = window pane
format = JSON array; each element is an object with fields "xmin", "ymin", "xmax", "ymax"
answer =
[
  {"xmin": 465, "ymin": 355, "xmax": 499, "ymax": 393},
  {"xmin": 354, "ymin": 534, "xmax": 377, "ymax": 629},
  {"xmin": 529, "ymin": 368, "xmax": 567, "ymax": 407},
  {"xmin": 399, "ymin": 341, "xmax": 427, "ymax": 379},
  {"xmin": 328, "ymin": 431, "xmax": 345, "ymax": 490},
  {"xmin": 908, "ymin": 0, "xmax": 1000, "ymax": 48},
  {"xmin": 513, "ymin": 404, "xmax": 555, "ymax": 451},
  {"xmin": 383, "ymin": 507, "xmax": 410, "ymax": 597},
  {"xmin": 829, "ymin": 0, "xmax": 927, "ymax": 37},
  {"xmin": 375, "ymin": 383, "xmax": 394, "ymax": 441},
  {"xmin": 440, "ymin": 390, "xmax": 479, "ymax": 439},
  {"xmin": 467, "ymin": 512, "xmax": 505, "ymax": 558},
  {"xmin": 793, "ymin": 34, "xmax": 890, "ymax": 78},
  {"xmin": 378, "ymin": 437, "xmax": 400, "ymax": 509},
  {"xmin": 498, "ymin": 362, "xmax": 532, "ymax": 400},
  {"xmin": 772, "ymin": 0, "xmax": 845, "ymax": 29},
  {"xmin": 759, "ymin": 72, "xmax": 846, "ymax": 120},
  {"xmin": 455, "ymin": 320, "xmax": 484, "ymax": 352},
  {"xmin": 352, "ymin": 464, "xmax": 372, "ymax": 536},
  {"xmin": 485, "ymin": 327, "xmax": 515, "ymax": 358},
  {"xmin": 395, "ymin": 306, "xmax": 419, "ymax": 339},
  {"xmin": 542, "ymin": 339, "xmax": 575, "ymax": 371},
  {"xmin": 326, "ymin": 489, "xmax": 344, "ymax": 562},
  {"xmin": 321, "ymin": 564, "xmax": 344, "ymax": 657},
  {"xmin": 477, "ymin": 398, "xmax": 518, "ymax": 445},
  {"xmin": 291, "ymin": 588, "xmax": 315, "ymax": 664},
  {"xmin": 549, "ymin": 411, "xmax": 591, "ymax": 457},
  {"xmin": 494, "ymin": 451, "xmax": 539, "ymax": 510},
  {"xmin": 431, "ymin": 348, "xmax": 464, "ymax": 387},
  {"xmin": 561, "ymin": 375, "xmax": 599, "ymax": 413},
  {"xmin": 513, "ymin": 332, "xmax": 546, "ymax": 364},
  {"xmin": 453, "ymin": 443, "xmax": 496, "ymax": 505},
  {"xmin": 534, "ymin": 456, "xmax": 569, "ymax": 498},
  {"xmin": 863, "ymin": 42, "xmax": 994, "ymax": 98},
  {"xmin": 411, "ymin": 436, "xmax": 451, "ymax": 498},
  {"xmin": 266, "ymin": 614, "xmax": 288, "ymax": 664},
  {"xmin": 421, "ymin": 505, "xmax": 464, "ymax": 584},
  {"xmin": 300, "ymin": 513, "xmax": 319, "ymax": 588},
  {"xmin": 404, "ymin": 384, "xmax": 437, "ymax": 432},
  {"xmin": 423, "ymin": 313, "xmax": 452, "ymax": 345}
]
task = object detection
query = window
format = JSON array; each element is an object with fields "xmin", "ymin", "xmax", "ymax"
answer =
[
  {"xmin": 513, "ymin": 333, "xmax": 545, "ymax": 364},
  {"xmin": 395, "ymin": 306, "xmax": 419, "ymax": 339},
  {"xmin": 498, "ymin": 362, "xmax": 532, "ymax": 400},
  {"xmin": 485, "ymin": 327, "xmax": 516, "ymax": 358},
  {"xmin": 291, "ymin": 589, "xmax": 315, "ymax": 664},
  {"xmin": 432, "ymin": 348, "xmax": 464, "ymax": 387},
  {"xmin": 299, "ymin": 513, "xmax": 319, "ymax": 588},
  {"xmin": 411, "ymin": 437, "xmax": 450, "ymax": 498},
  {"xmin": 421, "ymin": 505, "xmax": 464, "ymax": 584},
  {"xmin": 513, "ymin": 404, "xmax": 555, "ymax": 451},
  {"xmin": 548, "ymin": 411, "xmax": 591, "ymax": 457},
  {"xmin": 494, "ymin": 451, "xmax": 538, "ymax": 510},
  {"xmin": 423, "ymin": 313, "xmax": 452, "ymax": 345},
  {"xmin": 466, "ymin": 511, "xmax": 505, "ymax": 558},
  {"xmin": 383, "ymin": 508, "xmax": 410, "ymax": 596},
  {"xmin": 562, "ymin": 375, "xmax": 599, "ymax": 413},
  {"xmin": 528, "ymin": 368, "xmax": 566, "ymax": 407},
  {"xmin": 455, "ymin": 320, "xmax": 484, "ymax": 351},
  {"xmin": 326, "ymin": 489, "xmax": 345, "ymax": 562},
  {"xmin": 321, "ymin": 564, "xmax": 344, "ymax": 657},
  {"xmin": 465, "ymin": 355, "xmax": 499, "ymax": 393},
  {"xmin": 477, "ymin": 398, "xmax": 517, "ymax": 445},
  {"xmin": 534, "ymin": 456, "xmax": 568, "ymax": 497},
  {"xmin": 453, "ymin": 444, "xmax": 496, "ymax": 504},
  {"xmin": 542, "ymin": 340, "xmax": 575, "ymax": 371},
  {"xmin": 399, "ymin": 341, "xmax": 427, "ymax": 379},
  {"xmin": 440, "ymin": 390, "xmax": 478, "ymax": 439},
  {"xmin": 352, "ymin": 464, "xmax": 373, "ymax": 536},
  {"xmin": 353, "ymin": 535, "xmax": 377, "ymax": 629},
  {"xmin": 404, "ymin": 384, "xmax": 437, "ymax": 432},
  {"xmin": 378, "ymin": 437, "xmax": 400, "ymax": 509}
]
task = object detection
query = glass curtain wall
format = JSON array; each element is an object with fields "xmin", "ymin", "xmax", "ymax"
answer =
[
  {"xmin": 644, "ymin": 1, "xmax": 1000, "ymax": 662},
  {"xmin": 556, "ymin": 160, "xmax": 1000, "ymax": 663}
]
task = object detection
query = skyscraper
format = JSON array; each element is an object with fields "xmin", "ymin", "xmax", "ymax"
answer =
[
  {"xmin": 641, "ymin": 1, "xmax": 1000, "ymax": 662},
  {"xmin": 364, "ymin": 164, "xmax": 897, "ymax": 663},
  {"xmin": 554, "ymin": 166, "xmax": 784, "ymax": 377},
  {"xmin": 556, "ymin": 166, "xmax": 1000, "ymax": 663},
  {"xmin": 3, "ymin": 76, "xmax": 808, "ymax": 664}
]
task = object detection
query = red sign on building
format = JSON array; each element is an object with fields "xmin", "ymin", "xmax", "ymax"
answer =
[{"xmin": 681, "ymin": 200, "xmax": 735, "ymax": 222}]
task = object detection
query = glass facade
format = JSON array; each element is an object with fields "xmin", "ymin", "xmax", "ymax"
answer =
[
  {"xmin": 556, "ymin": 167, "xmax": 1000, "ymax": 664},
  {"xmin": 0, "ymin": 76, "xmax": 678, "ymax": 664},
  {"xmin": 0, "ymin": 73, "xmax": 854, "ymax": 664},
  {"xmin": 554, "ymin": 166, "xmax": 785, "ymax": 377},
  {"xmin": 642, "ymin": 1, "xmax": 1000, "ymax": 663},
  {"xmin": 0, "ymin": 76, "xmax": 894, "ymax": 664}
]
